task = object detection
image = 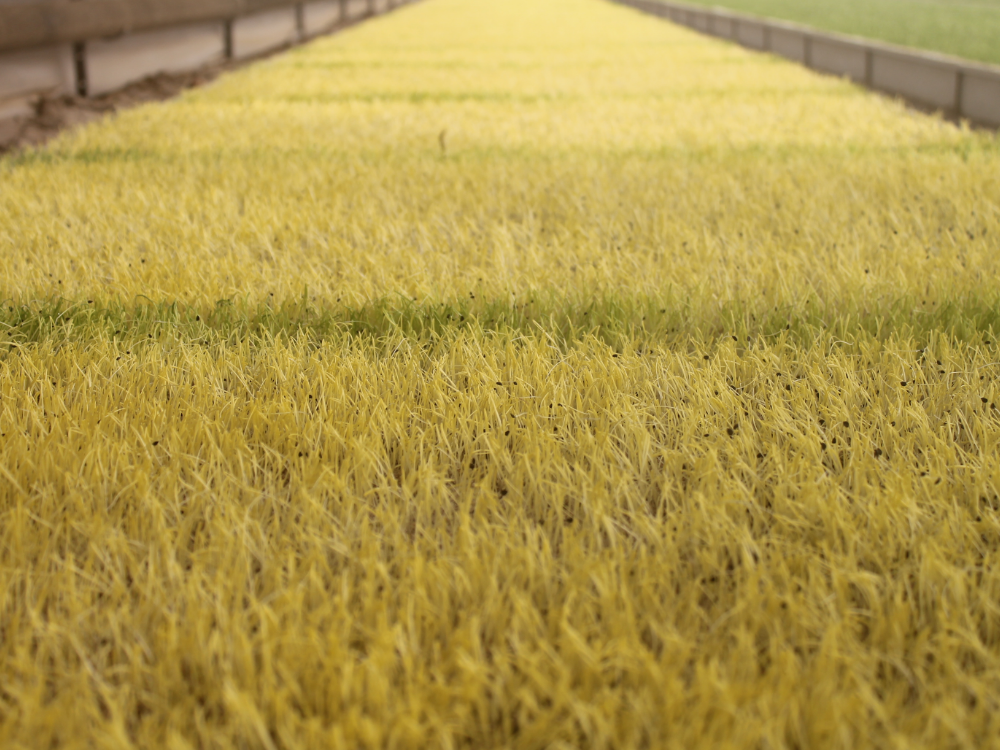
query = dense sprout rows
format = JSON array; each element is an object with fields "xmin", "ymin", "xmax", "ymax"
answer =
[{"xmin": 1, "ymin": 0, "xmax": 1000, "ymax": 748}]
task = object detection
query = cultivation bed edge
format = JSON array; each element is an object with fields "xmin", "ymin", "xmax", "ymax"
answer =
[
  {"xmin": 0, "ymin": 0, "xmax": 411, "ymax": 134},
  {"xmin": 612, "ymin": 0, "xmax": 1000, "ymax": 128}
]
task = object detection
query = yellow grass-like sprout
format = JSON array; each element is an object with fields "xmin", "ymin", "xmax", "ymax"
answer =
[{"xmin": 1, "ymin": 0, "xmax": 1000, "ymax": 747}]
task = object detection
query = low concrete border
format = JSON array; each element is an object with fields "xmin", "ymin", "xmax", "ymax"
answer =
[
  {"xmin": 86, "ymin": 22, "xmax": 227, "ymax": 96},
  {"xmin": 613, "ymin": 0, "xmax": 1000, "ymax": 128},
  {"xmin": 0, "ymin": 0, "xmax": 413, "ymax": 112},
  {"xmin": 0, "ymin": 44, "xmax": 76, "ymax": 119},
  {"xmin": 301, "ymin": 1, "xmax": 344, "ymax": 37},
  {"xmin": 0, "ymin": 0, "xmax": 410, "ymax": 53}
]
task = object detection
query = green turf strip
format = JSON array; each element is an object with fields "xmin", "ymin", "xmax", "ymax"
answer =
[{"xmin": 2, "ymin": 294, "xmax": 999, "ymax": 351}]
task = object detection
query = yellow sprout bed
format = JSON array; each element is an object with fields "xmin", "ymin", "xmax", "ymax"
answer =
[{"xmin": 2, "ymin": 0, "xmax": 1000, "ymax": 747}]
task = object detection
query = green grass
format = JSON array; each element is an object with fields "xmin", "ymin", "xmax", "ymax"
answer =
[
  {"xmin": 667, "ymin": 0, "xmax": 1000, "ymax": 65},
  {"xmin": 3, "ymin": 292, "xmax": 999, "ymax": 352}
]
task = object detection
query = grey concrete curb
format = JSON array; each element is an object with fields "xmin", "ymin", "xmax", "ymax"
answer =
[
  {"xmin": 0, "ymin": 0, "xmax": 412, "ymax": 121},
  {"xmin": 0, "ymin": 0, "xmax": 406, "ymax": 53},
  {"xmin": 613, "ymin": 0, "xmax": 1000, "ymax": 128}
]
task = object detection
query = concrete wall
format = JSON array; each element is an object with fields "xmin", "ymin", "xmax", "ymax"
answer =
[
  {"xmin": 735, "ymin": 20, "xmax": 766, "ymax": 51},
  {"xmin": 708, "ymin": 16, "xmax": 733, "ymax": 40},
  {"xmin": 689, "ymin": 10, "xmax": 709, "ymax": 32},
  {"xmin": 962, "ymin": 71, "xmax": 1000, "ymax": 127},
  {"xmin": 0, "ymin": 44, "xmax": 75, "ymax": 118},
  {"xmin": 809, "ymin": 37, "xmax": 868, "ymax": 83},
  {"xmin": 345, "ymin": 0, "xmax": 370, "ymax": 20},
  {"xmin": 614, "ymin": 0, "xmax": 1000, "ymax": 128},
  {"xmin": 0, "ymin": 0, "xmax": 418, "ymax": 133},
  {"xmin": 302, "ymin": 0, "xmax": 343, "ymax": 37},
  {"xmin": 87, "ymin": 22, "xmax": 225, "ymax": 95},
  {"xmin": 232, "ymin": 7, "xmax": 300, "ymax": 59},
  {"xmin": 871, "ymin": 51, "xmax": 958, "ymax": 111},
  {"xmin": 768, "ymin": 26, "xmax": 806, "ymax": 64}
]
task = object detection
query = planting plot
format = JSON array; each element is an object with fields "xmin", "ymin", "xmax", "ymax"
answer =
[
  {"xmin": 2, "ymin": 0, "xmax": 1000, "ymax": 747},
  {"xmin": 665, "ymin": 0, "xmax": 1000, "ymax": 66}
]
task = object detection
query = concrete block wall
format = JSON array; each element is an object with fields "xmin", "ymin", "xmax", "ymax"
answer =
[
  {"xmin": 963, "ymin": 72, "xmax": 1000, "ymax": 127},
  {"xmin": 613, "ymin": 0, "xmax": 1000, "ymax": 128},
  {"xmin": 345, "ymin": 0, "xmax": 371, "ymax": 21},
  {"xmin": 768, "ymin": 27, "xmax": 805, "ymax": 64},
  {"xmin": 736, "ymin": 20, "xmax": 766, "ymax": 50},
  {"xmin": 709, "ymin": 16, "xmax": 736, "ymax": 40},
  {"xmin": 302, "ymin": 1, "xmax": 343, "ymax": 37},
  {"xmin": 87, "ymin": 22, "xmax": 226, "ymax": 95},
  {"xmin": 871, "ymin": 51, "xmax": 958, "ymax": 111},
  {"xmin": 809, "ymin": 37, "xmax": 868, "ymax": 83},
  {"xmin": 231, "ymin": 7, "xmax": 299, "ymax": 59},
  {"xmin": 0, "ymin": 0, "xmax": 418, "ymax": 131},
  {"xmin": 0, "ymin": 45, "xmax": 75, "ymax": 118}
]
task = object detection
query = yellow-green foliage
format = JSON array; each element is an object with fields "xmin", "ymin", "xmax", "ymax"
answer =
[{"xmin": 1, "ymin": 0, "xmax": 1000, "ymax": 748}]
